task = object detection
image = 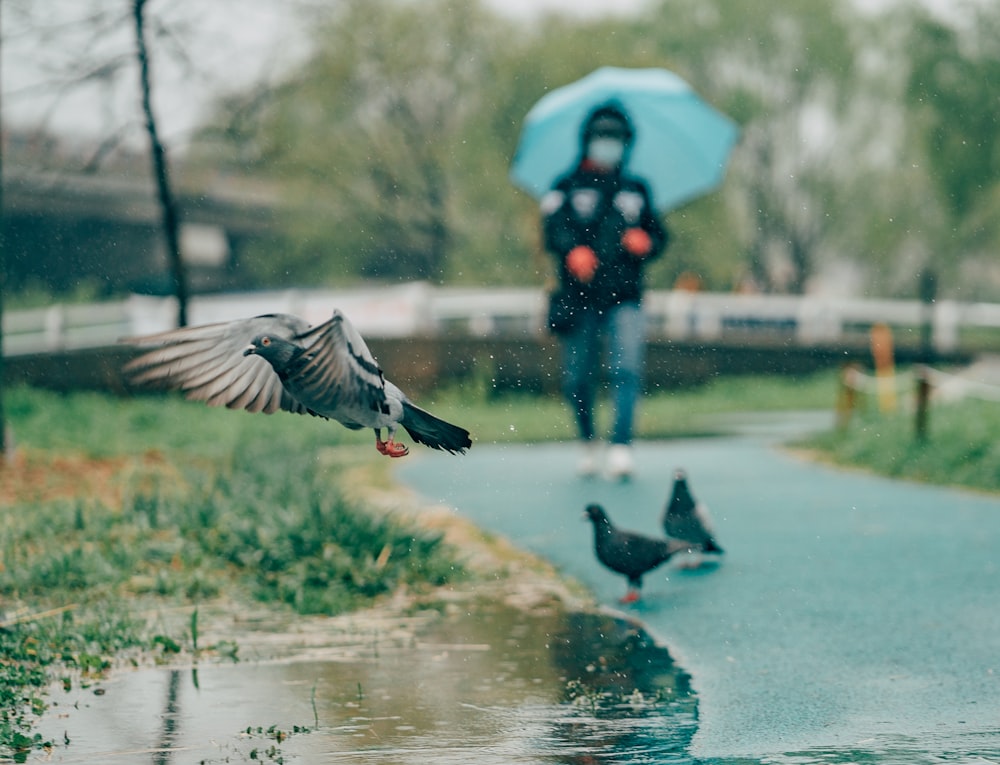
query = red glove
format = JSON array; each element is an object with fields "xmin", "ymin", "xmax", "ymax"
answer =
[
  {"xmin": 621, "ymin": 227, "xmax": 653, "ymax": 257},
  {"xmin": 566, "ymin": 245, "xmax": 599, "ymax": 283}
]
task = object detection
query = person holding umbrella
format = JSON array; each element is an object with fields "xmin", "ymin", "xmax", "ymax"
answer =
[
  {"xmin": 511, "ymin": 67, "xmax": 738, "ymax": 478},
  {"xmin": 541, "ymin": 102, "xmax": 667, "ymax": 479}
]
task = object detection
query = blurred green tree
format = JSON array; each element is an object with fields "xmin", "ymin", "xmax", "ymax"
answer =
[
  {"xmin": 192, "ymin": 0, "xmax": 1000, "ymax": 301},
  {"xmin": 642, "ymin": 0, "xmax": 873, "ymax": 293},
  {"xmin": 903, "ymin": 5, "xmax": 1000, "ymax": 296},
  {"xmin": 200, "ymin": 0, "xmax": 524, "ymax": 285}
]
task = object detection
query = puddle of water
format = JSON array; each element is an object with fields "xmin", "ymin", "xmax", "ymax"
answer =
[
  {"xmin": 31, "ymin": 599, "xmax": 1000, "ymax": 765},
  {"xmin": 33, "ymin": 600, "xmax": 698, "ymax": 764}
]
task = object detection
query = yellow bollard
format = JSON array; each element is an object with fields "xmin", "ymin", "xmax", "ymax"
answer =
[{"xmin": 870, "ymin": 323, "xmax": 897, "ymax": 413}]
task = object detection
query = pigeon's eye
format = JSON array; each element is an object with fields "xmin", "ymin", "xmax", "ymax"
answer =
[{"xmin": 261, "ymin": 336, "xmax": 271, "ymax": 347}]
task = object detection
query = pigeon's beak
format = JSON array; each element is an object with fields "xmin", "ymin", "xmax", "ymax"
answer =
[{"xmin": 242, "ymin": 344, "xmax": 256, "ymax": 357}]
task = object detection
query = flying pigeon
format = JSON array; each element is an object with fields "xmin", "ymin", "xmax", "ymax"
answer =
[
  {"xmin": 662, "ymin": 469, "xmax": 724, "ymax": 563},
  {"xmin": 584, "ymin": 503, "xmax": 692, "ymax": 604},
  {"xmin": 121, "ymin": 310, "xmax": 472, "ymax": 457}
]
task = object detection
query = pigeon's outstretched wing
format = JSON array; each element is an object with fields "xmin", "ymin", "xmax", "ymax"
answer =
[
  {"xmin": 122, "ymin": 314, "xmax": 315, "ymax": 415},
  {"xmin": 123, "ymin": 309, "xmax": 471, "ymax": 457},
  {"xmin": 280, "ymin": 310, "xmax": 390, "ymax": 424}
]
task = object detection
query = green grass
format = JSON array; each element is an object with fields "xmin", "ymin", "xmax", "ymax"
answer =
[
  {"xmin": 4, "ymin": 385, "xmax": 352, "ymax": 458},
  {"xmin": 800, "ymin": 395, "xmax": 1000, "ymax": 493},
  {"xmin": 2, "ymin": 371, "xmax": 995, "ymax": 757},
  {"xmin": 1, "ymin": 386, "xmax": 464, "ymax": 759},
  {"xmin": 0, "ymin": 608, "xmax": 148, "ymax": 759},
  {"xmin": 426, "ymin": 370, "xmax": 839, "ymax": 445},
  {"xmin": 4, "ymin": 371, "xmax": 839, "ymax": 460},
  {"xmin": 1, "ymin": 459, "xmax": 460, "ymax": 613}
]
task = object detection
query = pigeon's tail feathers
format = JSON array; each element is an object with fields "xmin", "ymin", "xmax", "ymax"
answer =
[
  {"xmin": 703, "ymin": 538, "xmax": 724, "ymax": 554},
  {"xmin": 400, "ymin": 402, "xmax": 472, "ymax": 454}
]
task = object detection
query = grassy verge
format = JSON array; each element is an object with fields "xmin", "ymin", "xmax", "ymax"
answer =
[
  {"xmin": 426, "ymin": 370, "xmax": 839, "ymax": 444},
  {"xmin": 798, "ymin": 394, "xmax": 1000, "ymax": 493},
  {"xmin": 427, "ymin": 367, "xmax": 998, "ymax": 495},
  {"xmin": 2, "ymin": 369, "xmax": 994, "ymax": 757},
  {"xmin": 1, "ymin": 386, "xmax": 465, "ymax": 759}
]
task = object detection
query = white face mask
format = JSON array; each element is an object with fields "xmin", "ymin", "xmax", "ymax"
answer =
[{"xmin": 586, "ymin": 137, "xmax": 625, "ymax": 168}]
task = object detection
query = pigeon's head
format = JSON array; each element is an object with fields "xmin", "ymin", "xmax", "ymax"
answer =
[
  {"xmin": 244, "ymin": 334, "xmax": 298, "ymax": 368},
  {"xmin": 670, "ymin": 469, "xmax": 693, "ymax": 504},
  {"xmin": 584, "ymin": 503, "xmax": 609, "ymax": 526},
  {"xmin": 672, "ymin": 469, "xmax": 692, "ymax": 490}
]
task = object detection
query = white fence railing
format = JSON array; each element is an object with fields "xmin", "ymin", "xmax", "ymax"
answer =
[{"xmin": 3, "ymin": 284, "xmax": 999, "ymax": 358}]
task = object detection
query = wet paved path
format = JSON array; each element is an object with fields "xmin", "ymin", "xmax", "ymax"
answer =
[{"xmin": 397, "ymin": 415, "xmax": 1000, "ymax": 762}]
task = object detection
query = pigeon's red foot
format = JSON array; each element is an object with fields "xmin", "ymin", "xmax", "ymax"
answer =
[
  {"xmin": 619, "ymin": 590, "xmax": 641, "ymax": 604},
  {"xmin": 376, "ymin": 438, "xmax": 410, "ymax": 458}
]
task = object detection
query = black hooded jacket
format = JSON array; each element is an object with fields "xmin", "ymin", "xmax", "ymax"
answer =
[{"xmin": 542, "ymin": 161, "xmax": 668, "ymax": 314}]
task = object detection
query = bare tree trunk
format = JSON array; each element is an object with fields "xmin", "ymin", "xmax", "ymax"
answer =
[
  {"xmin": 423, "ymin": 160, "xmax": 449, "ymax": 281},
  {"xmin": 133, "ymin": 0, "xmax": 188, "ymax": 327},
  {"xmin": 744, "ymin": 138, "xmax": 777, "ymax": 293},
  {"xmin": 788, "ymin": 236, "xmax": 809, "ymax": 295}
]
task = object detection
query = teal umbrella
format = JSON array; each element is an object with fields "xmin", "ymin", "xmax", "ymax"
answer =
[{"xmin": 510, "ymin": 66, "xmax": 739, "ymax": 212}]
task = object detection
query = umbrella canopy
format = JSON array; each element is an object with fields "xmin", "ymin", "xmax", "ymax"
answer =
[{"xmin": 510, "ymin": 66, "xmax": 739, "ymax": 212}]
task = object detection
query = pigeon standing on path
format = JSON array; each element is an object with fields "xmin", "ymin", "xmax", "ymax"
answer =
[
  {"xmin": 122, "ymin": 310, "xmax": 472, "ymax": 457},
  {"xmin": 662, "ymin": 469, "xmax": 724, "ymax": 563},
  {"xmin": 584, "ymin": 503, "xmax": 693, "ymax": 603}
]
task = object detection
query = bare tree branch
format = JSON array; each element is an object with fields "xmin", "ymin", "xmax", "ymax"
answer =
[{"xmin": 133, "ymin": 0, "xmax": 188, "ymax": 327}]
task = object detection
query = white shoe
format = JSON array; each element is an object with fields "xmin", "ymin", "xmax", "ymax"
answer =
[
  {"xmin": 606, "ymin": 444, "xmax": 635, "ymax": 480},
  {"xmin": 578, "ymin": 441, "xmax": 600, "ymax": 477}
]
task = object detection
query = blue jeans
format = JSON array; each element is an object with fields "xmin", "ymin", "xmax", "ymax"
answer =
[{"xmin": 561, "ymin": 302, "xmax": 645, "ymax": 445}]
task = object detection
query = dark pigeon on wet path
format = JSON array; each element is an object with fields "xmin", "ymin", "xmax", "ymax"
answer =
[
  {"xmin": 584, "ymin": 503, "xmax": 692, "ymax": 603},
  {"xmin": 122, "ymin": 309, "xmax": 472, "ymax": 457},
  {"xmin": 663, "ymin": 468, "xmax": 724, "ymax": 557}
]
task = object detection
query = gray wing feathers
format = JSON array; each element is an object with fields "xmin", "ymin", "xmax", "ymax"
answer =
[
  {"xmin": 122, "ymin": 314, "xmax": 312, "ymax": 415},
  {"xmin": 290, "ymin": 311, "xmax": 388, "ymax": 414}
]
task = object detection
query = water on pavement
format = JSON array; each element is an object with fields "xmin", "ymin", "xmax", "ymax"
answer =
[
  {"xmin": 397, "ymin": 414, "xmax": 1000, "ymax": 763},
  {"xmin": 32, "ymin": 412, "xmax": 1000, "ymax": 764},
  {"xmin": 33, "ymin": 600, "xmax": 697, "ymax": 764}
]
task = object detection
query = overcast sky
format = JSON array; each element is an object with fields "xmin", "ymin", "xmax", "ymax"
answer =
[
  {"xmin": 1, "ymin": 0, "xmax": 652, "ymax": 151},
  {"xmin": 3, "ymin": 1, "xmax": 314, "ymax": 147},
  {"xmin": 0, "ymin": 0, "xmax": 961, "ymax": 153}
]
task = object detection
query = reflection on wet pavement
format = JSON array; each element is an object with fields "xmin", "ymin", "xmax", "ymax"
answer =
[
  {"xmin": 34, "ymin": 600, "xmax": 697, "ymax": 764},
  {"xmin": 399, "ymin": 436, "xmax": 1000, "ymax": 763}
]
